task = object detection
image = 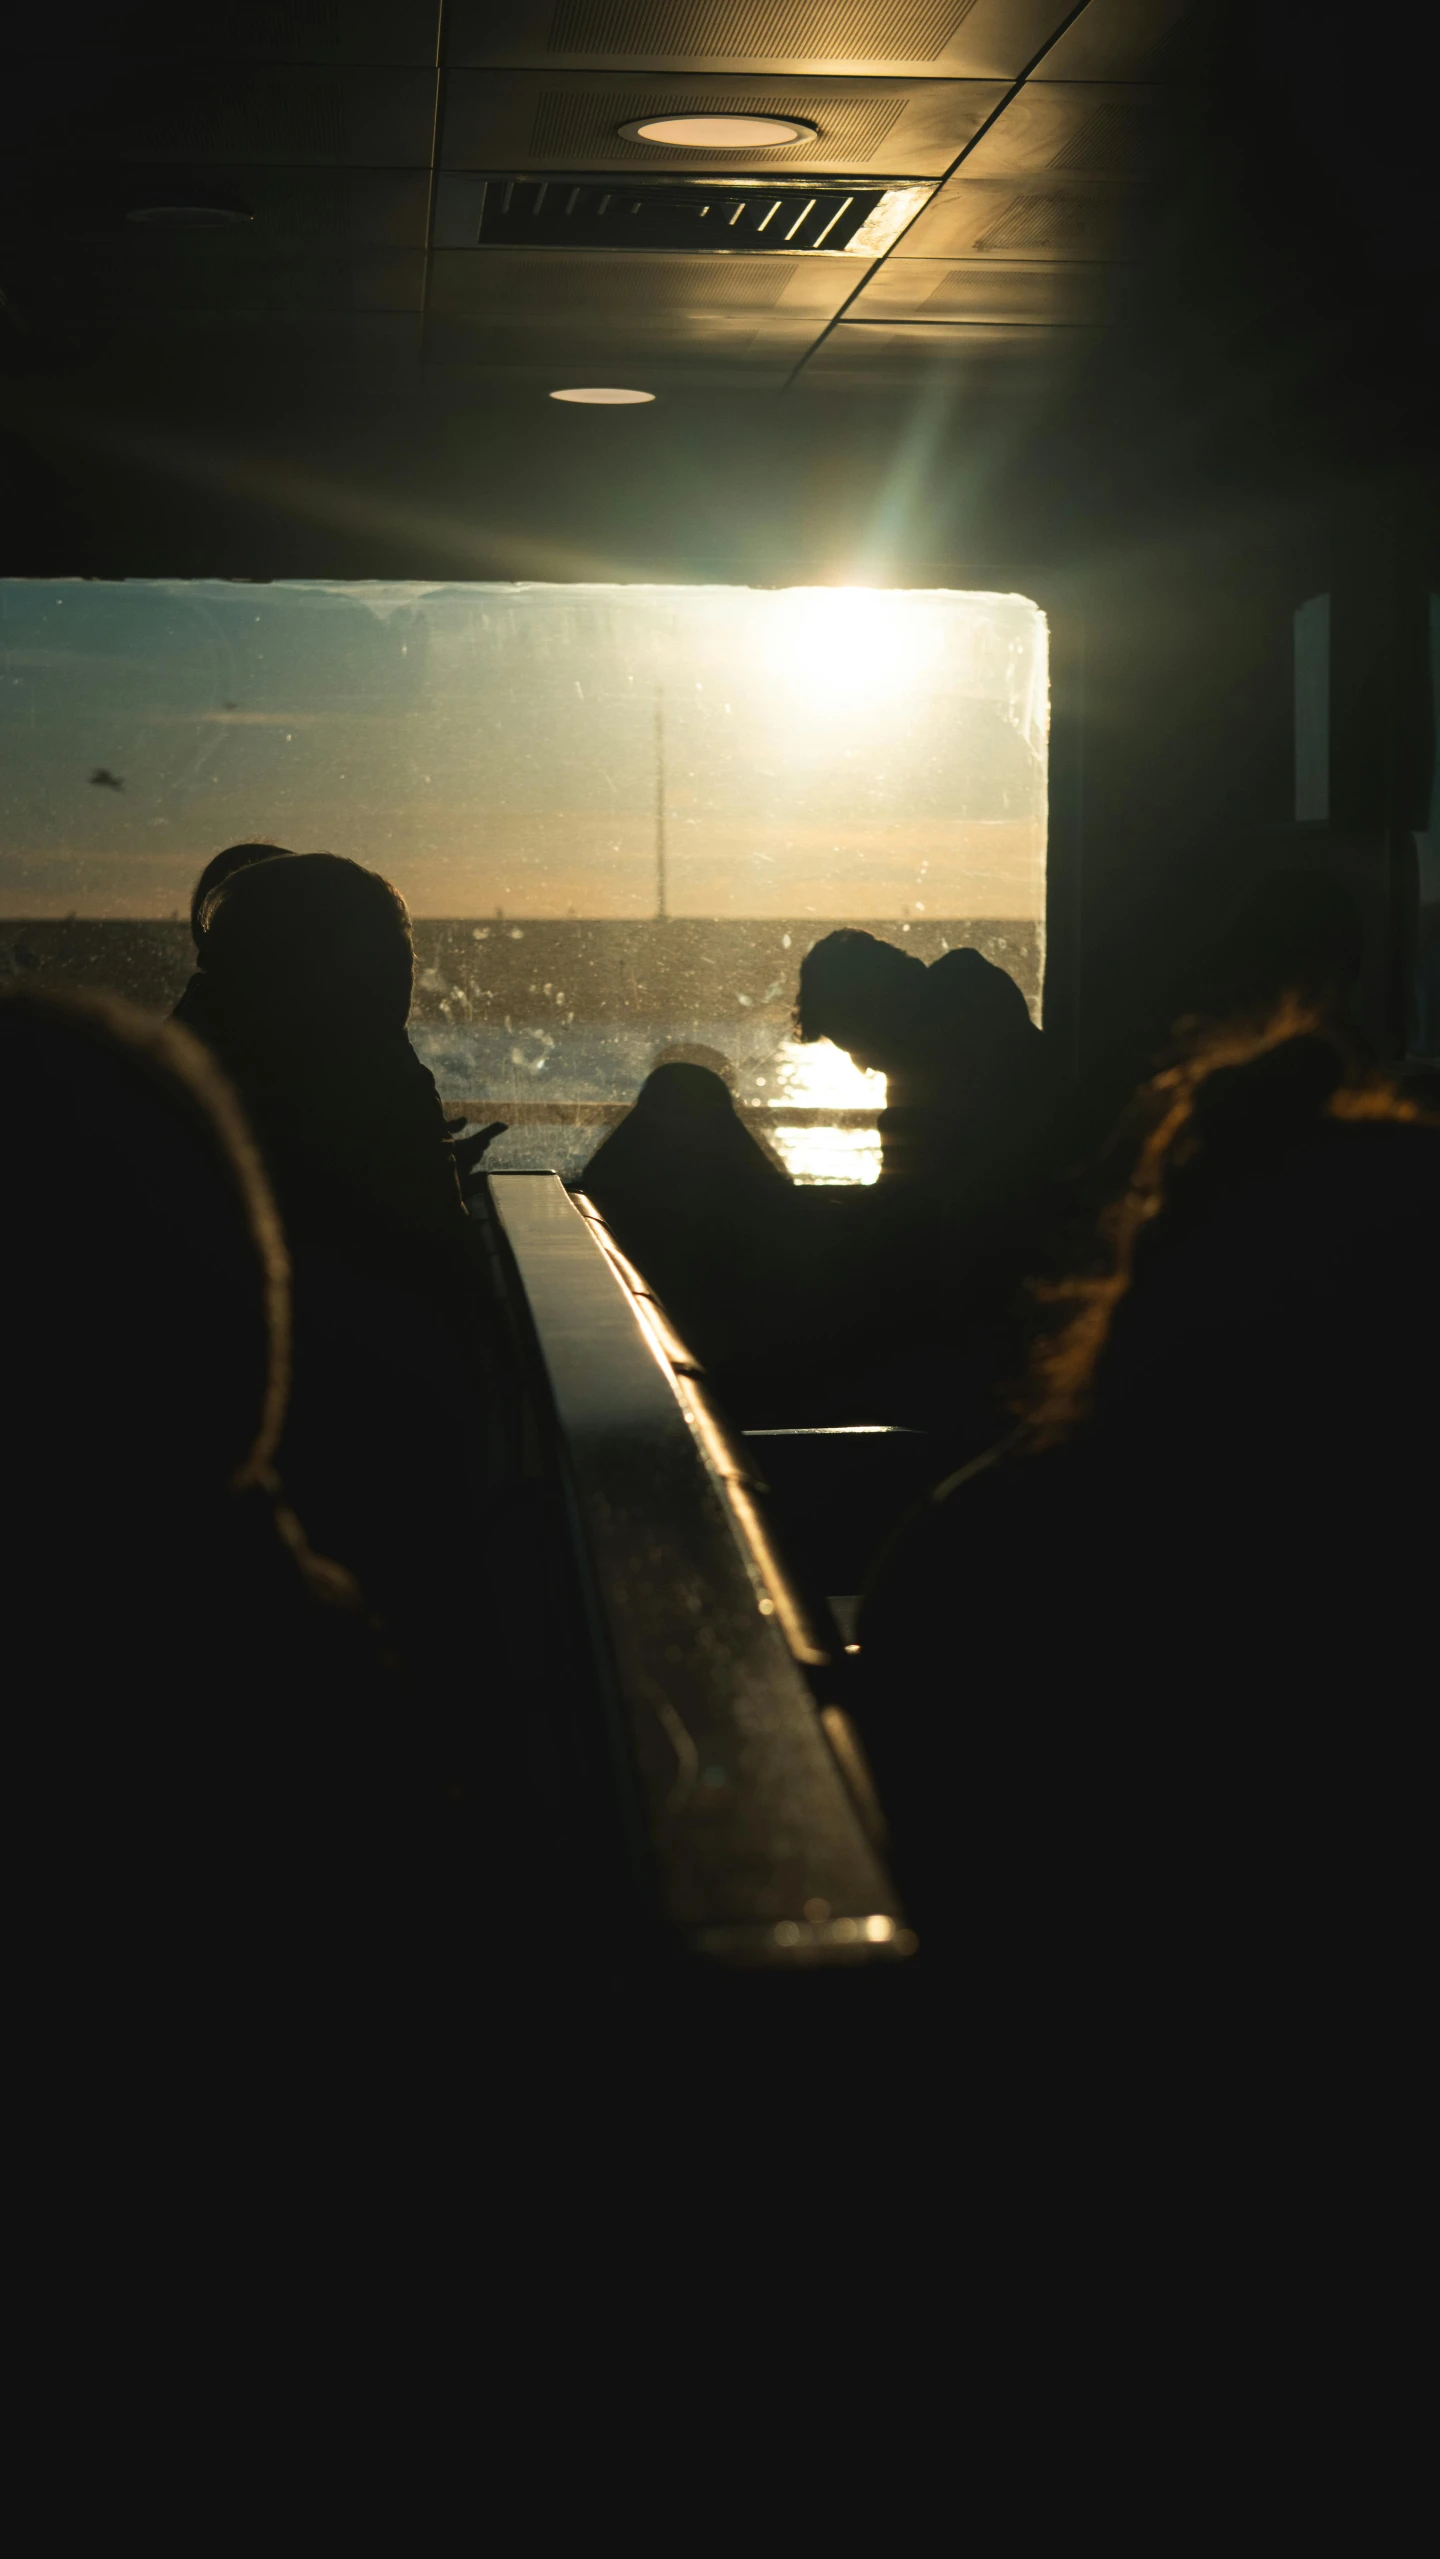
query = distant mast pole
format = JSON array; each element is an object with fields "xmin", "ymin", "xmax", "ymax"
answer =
[{"xmin": 654, "ymin": 681, "xmax": 668, "ymax": 922}]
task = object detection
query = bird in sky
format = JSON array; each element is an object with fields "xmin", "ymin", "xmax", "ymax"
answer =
[{"xmin": 89, "ymin": 768, "xmax": 124, "ymax": 791}]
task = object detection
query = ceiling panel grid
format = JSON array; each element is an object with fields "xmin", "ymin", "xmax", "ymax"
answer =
[
  {"xmin": 1037, "ymin": 0, "xmax": 1205, "ymax": 80},
  {"xmin": 0, "ymin": 66, "xmax": 439, "ymax": 165},
  {"xmin": 443, "ymin": 0, "xmax": 1071, "ymax": 76},
  {"xmin": 1, "ymin": 242, "xmax": 425, "ymax": 313},
  {"xmin": 0, "ymin": 4, "xmax": 442, "ymax": 61},
  {"xmin": 793, "ymin": 313, "xmax": 1100, "ymax": 389},
  {"xmin": 0, "ymin": 169, "xmax": 431, "ymax": 248},
  {"xmin": 845, "ymin": 255, "xmax": 1118, "ymax": 321},
  {"xmin": 0, "ymin": 0, "xmax": 1204, "ymax": 398},
  {"xmin": 440, "ymin": 70, "xmax": 1007, "ymax": 173},
  {"xmin": 429, "ymin": 248, "xmax": 830, "ymax": 313}
]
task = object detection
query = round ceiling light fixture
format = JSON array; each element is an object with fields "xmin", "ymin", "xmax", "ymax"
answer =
[
  {"xmin": 126, "ymin": 202, "xmax": 254, "ymax": 228},
  {"xmin": 616, "ymin": 113, "xmax": 816, "ymax": 147},
  {"xmin": 549, "ymin": 386, "xmax": 656, "ymax": 404}
]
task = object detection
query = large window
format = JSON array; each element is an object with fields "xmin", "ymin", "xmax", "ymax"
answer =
[{"xmin": 0, "ymin": 579, "xmax": 1049, "ymax": 1180}]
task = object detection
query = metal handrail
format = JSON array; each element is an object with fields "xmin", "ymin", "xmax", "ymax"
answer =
[{"xmin": 486, "ymin": 1171, "xmax": 912, "ymax": 1970}]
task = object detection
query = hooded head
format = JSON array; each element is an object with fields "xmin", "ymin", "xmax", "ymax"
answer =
[
  {"xmin": 199, "ymin": 850, "xmax": 415, "ymax": 1050},
  {"xmin": 2, "ymin": 984, "xmax": 290, "ymax": 1524},
  {"xmin": 190, "ymin": 841, "xmax": 296, "ymax": 948},
  {"xmin": 793, "ymin": 930, "xmax": 928, "ymax": 1075}
]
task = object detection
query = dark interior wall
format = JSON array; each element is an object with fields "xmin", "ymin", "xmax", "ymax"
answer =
[{"xmin": 1067, "ymin": 512, "xmax": 1304, "ymax": 1068}]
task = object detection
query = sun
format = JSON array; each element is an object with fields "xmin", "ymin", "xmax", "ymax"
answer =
[{"xmin": 758, "ymin": 587, "xmax": 941, "ymax": 712}]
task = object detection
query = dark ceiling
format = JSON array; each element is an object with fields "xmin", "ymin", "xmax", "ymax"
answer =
[{"xmin": 0, "ymin": 1, "xmax": 1434, "ymax": 578}]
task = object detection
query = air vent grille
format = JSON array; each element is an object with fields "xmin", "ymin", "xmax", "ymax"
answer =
[
  {"xmin": 1048, "ymin": 103, "xmax": 1167, "ymax": 178},
  {"xmin": 529, "ymin": 88, "xmax": 907, "ymax": 161},
  {"xmin": 545, "ymin": 0, "xmax": 973, "ymax": 59},
  {"xmin": 477, "ymin": 177, "xmax": 885, "ymax": 251}
]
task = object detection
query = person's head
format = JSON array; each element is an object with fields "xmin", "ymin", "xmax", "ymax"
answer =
[
  {"xmin": 1, "ymin": 985, "xmax": 289, "ymax": 1527},
  {"xmin": 794, "ymin": 930, "xmax": 927, "ymax": 1073},
  {"xmin": 929, "ymin": 946, "xmax": 1037, "ymax": 1061},
  {"xmin": 631, "ymin": 1061, "xmax": 744, "ymax": 1128},
  {"xmin": 650, "ymin": 1043, "xmax": 734, "ymax": 1085},
  {"xmin": 200, "ymin": 851, "xmax": 414, "ymax": 1045},
  {"xmin": 190, "ymin": 841, "xmax": 296, "ymax": 947},
  {"xmin": 583, "ymin": 1061, "xmax": 785, "ymax": 1210},
  {"xmin": 1026, "ymin": 1005, "xmax": 1440, "ymax": 1459}
]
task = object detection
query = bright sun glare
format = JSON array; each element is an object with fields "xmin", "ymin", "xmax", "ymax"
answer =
[
  {"xmin": 775, "ymin": 1034, "xmax": 885, "ymax": 1113},
  {"xmin": 771, "ymin": 1034, "xmax": 887, "ymax": 1184},
  {"xmin": 761, "ymin": 587, "xmax": 939, "ymax": 709}
]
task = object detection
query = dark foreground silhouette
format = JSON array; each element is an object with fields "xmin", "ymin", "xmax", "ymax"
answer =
[
  {"xmin": 581, "ymin": 943, "xmax": 1067, "ymax": 1444},
  {"xmin": 1, "ymin": 985, "xmax": 424, "ymax": 2053},
  {"xmin": 795, "ymin": 928, "xmax": 1057, "ymax": 1194},
  {"xmin": 174, "ymin": 853, "xmax": 491, "ymax": 1687},
  {"xmin": 581, "ymin": 1061, "xmax": 790, "ymax": 1367},
  {"xmin": 853, "ymin": 1013, "xmax": 1440, "ymax": 2026}
]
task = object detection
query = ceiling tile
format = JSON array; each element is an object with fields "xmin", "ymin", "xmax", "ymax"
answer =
[
  {"xmin": 0, "ymin": 4, "xmax": 443, "ymax": 62},
  {"xmin": 2, "ymin": 242, "xmax": 425, "ymax": 312},
  {"xmin": 844, "ymin": 257, "xmax": 1117, "ymax": 322},
  {"xmin": 0, "ymin": 169, "xmax": 431, "ymax": 248},
  {"xmin": 424, "ymin": 352, "xmax": 794, "ymax": 393},
  {"xmin": 1037, "ymin": 0, "xmax": 1204, "ymax": 80},
  {"xmin": 440, "ymin": 70, "xmax": 1006, "ymax": 173},
  {"xmin": 41, "ymin": 309, "xmax": 423, "ymax": 364},
  {"xmin": 422, "ymin": 309, "xmax": 806, "ymax": 378},
  {"xmin": 0, "ymin": 67, "xmax": 438, "ymax": 165},
  {"xmin": 894, "ymin": 176, "xmax": 1148, "ymax": 259},
  {"xmin": 444, "ymin": 0, "xmax": 1070, "ymax": 79},
  {"xmin": 426, "ymin": 245, "xmax": 855, "ymax": 321},
  {"xmin": 952, "ymin": 81, "xmax": 1189, "ymax": 179},
  {"xmin": 792, "ymin": 315, "xmax": 1096, "ymax": 386}
]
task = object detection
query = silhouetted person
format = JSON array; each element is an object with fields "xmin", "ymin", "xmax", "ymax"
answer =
[
  {"xmin": 765, "ymin": 932, "xmax": 1062, "ymax": 1438},
  {"xmin": 0, "ymin": 985, "xmax": 415, "ymax": 2046},
  {"xmin": 174, "ymin": 854, "xmax": 484, "ymax": 1678},
  {"xmin": 853, "ymin": 1009, "xmax": 1440, "ymax": 1980},
  {"xmin": 172, "ymin": 840, "xmax": 297, "ymax": 1041},
  {"xmin": 582, "ymin": 1062, "xmax": 790, "ymax": 1370},
  {"xmin": 180, "ymin": 853, "xmax": 466, "ymax": 1267},
  {"xmin": 795, "ymin": 929, "xmax": 1054, "ymax": 1193},
  {"xmin": 190, "ymin": 839, "xmax": 297, "ymax": 948}
]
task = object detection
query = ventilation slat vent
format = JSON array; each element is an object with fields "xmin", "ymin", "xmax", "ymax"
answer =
[
  {"xmin": 477, "ymin": 177, "xmax": 884, "ymax": 251},
  {"xmin": 1048, "ymin": 103, "xmax": 1168, "ymax": 179},
  {"xmin": 530, "ymin": 88, "xmax": 906, "ymax": 161},
  {"xmin": 545, "ymin": 0, "xmax": 973, "ymax": 59}
]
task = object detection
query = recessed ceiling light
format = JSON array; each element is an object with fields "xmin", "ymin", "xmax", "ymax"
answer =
[
  {"xmin": 126, "ymin": 203, "xmax": 254, "ymax": 228},
  {"xmin": 617, "ymin": 114, "xmax": 817, "ymax": 147},
  {"xmin": 549, "ymin": 386, "xmax": 656, "ymax": 404}
]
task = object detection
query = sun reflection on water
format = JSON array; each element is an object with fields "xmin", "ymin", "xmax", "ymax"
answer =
[{"xmin": 768, "ymin": 1036, "xmax": 884, "ymax": 1186}]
